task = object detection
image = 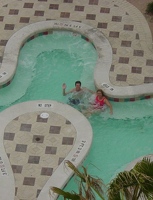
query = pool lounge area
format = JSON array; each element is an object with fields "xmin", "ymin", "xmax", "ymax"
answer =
[{"xmin": 0, "ymin": 0, "xmax": 153, "ymax": 200}]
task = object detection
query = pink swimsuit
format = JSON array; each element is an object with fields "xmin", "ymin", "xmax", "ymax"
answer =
[{"xmin": 94, "ymin": 96, "xmax": 106, "ymax": 108}]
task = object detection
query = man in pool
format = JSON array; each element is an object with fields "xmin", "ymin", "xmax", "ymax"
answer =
[{"xmin": 62, "ymin": 81, "xmax": 95, "ymax": 105}]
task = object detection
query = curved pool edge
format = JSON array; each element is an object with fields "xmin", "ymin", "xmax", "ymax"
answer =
[
  {"xmin": 0, "ymin": 20, "xmax": 112, "ymax": 88},
  {"xmin": 125, "ymin": 154, "xmax": 153, "ymax": 171},
  {"xmin": 0, "ymin": 100, "xmax": 93, "ymax": 200},
  {"xmin": 1, "ymin": 19, "xmax": 153, "ymax": 100}
]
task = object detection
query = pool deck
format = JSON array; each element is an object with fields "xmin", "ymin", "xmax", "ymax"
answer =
[
  {"xmin": 0, "ymin": 100, "xmax": 92, "ymax": 200},
  {"xmin": 0, "ymin": 0, "xmax": 153, "ymax": 199}
]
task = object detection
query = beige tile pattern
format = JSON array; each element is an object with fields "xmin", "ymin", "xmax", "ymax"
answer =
[{"xmin": 3, "ymin": 111, "xmax": 76, "ymax": 200}]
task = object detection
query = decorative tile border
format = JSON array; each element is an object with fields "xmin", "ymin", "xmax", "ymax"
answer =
[
  {"xmin": 22, "ymin": 30, "xmax": 94, "ymax": 48},
  {"xmin": 108, "ymin": 95, "xmax": 153, "ymax": 102}
]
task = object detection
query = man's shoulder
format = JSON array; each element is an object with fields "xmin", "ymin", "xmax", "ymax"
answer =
[
  {"xmin": 82, "ymin": 87, "xmax": 87, "ymax": 91},
  {"xmin": 71, "ymin": 88, "xmax": 76, "ymax": 92}
]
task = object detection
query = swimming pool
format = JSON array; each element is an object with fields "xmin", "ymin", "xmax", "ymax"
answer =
[{"xmin": 1, "ymin": 30, "xmax": 153, "ymax": 198}]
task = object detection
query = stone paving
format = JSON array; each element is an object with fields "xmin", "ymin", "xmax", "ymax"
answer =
[{"xmin": 4, "ymin": 111, "xmax": 76, "ymax": 199}]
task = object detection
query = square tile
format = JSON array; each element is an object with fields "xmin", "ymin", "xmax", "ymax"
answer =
[
  {"xmin": 0, "ymin": 16, "xmax": 4, "ymax": 21},
  {"xmin": 9, "ymin": 9, "xmax": 19, "ymax": 15},
  {"xmin": 28, "ymin": 156, "xmax": 40, "ymax": 164},
  {"xmin": 33, "ymin": 135, "xmax": 44, "ymax": 143},
  {"xmin": 112, "ymin": 48, "xmax": 117, "ymax": 54},
  {"xmin": 58, "ymin": 157, "xmax": 65, "ymax": 165},
  {"xmin": 112, "ymin": 16, "xmax": 122, "ymax": 22},
  {"xmin": 119, "ymin": 57, "xmax": 129, "ymax": 64},
  {"xmin": 146, "ymin": 59, "xmax": 153, "ymax": 66},
  {"xmin": 114, "ymin": 98, "xmax": 120, "ymax": 102},
  {"xmin": 89, "ymin": 0, "xmax": 99, "ymax": 5},
  {"xmin": 62, "ymin": 137, "xmax": 74, "ymax": 145},
  {"xmin": 23, "ymin": 3, "xmax": 34, "ymax": 8},
  {"xmin": 15, "ymin": 144, "xmax": 27, "ymax": 152},
  {"xmin": 36, "ymin": 115, "xmax": 48, "ymax": 123},
  {"xmin": 19, "ymin": 17, "xmax": 30, "ymax": 23},
  {"xmin": 45, "ymin": 146, "xmax": 57, "ymax": 154},
  {"xmin": 49, "ymin": 4, "xmax": 59, "ymax": 10},
  {"xmin": 131, "ymin": 66, "xmax": 142, "ymax": 74},
  {"xmin": 74, "ymin": 6, "xmax": 84, "ymax": 11},
  {"xmin": 0, "ymin": 40, "xmax": 7, "ymax": 46},
  {"xmin": 97, "ymin": 22, "xmax": 107, "ymax": 29},
  {"xmin": 60, "ymin": 12, "xmax": 70, "ymax": 18},
  {"xmin": 14, "ymin": 117, "xmax": 19, "ymax": 121},
  {"xmin": 34, "ymin": 11, "xmax": 44, "ymax": 16},
  {"xmin": 133, "ymin": 50, "xmax": 144, "ymax": 56},
  {"xmin": 136, "ymin": 33, "xmax": 139, "ymax": 39},
  {"xmin": 100, "ymin": 7, "xmax": 110, "ymax": 13},
  {"xmin": 116, "ymin": 74, "xmax": 127, "ymax": 81},
  {"xmin": 144, "ymin": 77, "xmax": 153, "ymax": 83},
  {"xmin": 65, "ymin": 120, "xmax": 71, "ymax": 124},
  {"xmin": 11, "ymin": 165, "xmax": 23, "ymax": 173},
  {"xmin": 64, "ymin": 0, "xmax": 73, "ymax": 2},
  {"xmin": 124, "ymin": 24, "xmax": 134, "ymax": 31},
  {"xmin": 110, "ymin": 65, "xmax": 114, "ymax": 72},
  {"xmin": 129, "ymin": 98, "xmax": 135, "ymax": 101},
  {"xmin": 36, "ymin": 189, "xmax": 41, "ymax": 198},
  {"xmin": 41, "ymin": 167, "xmax": 53, "ymax": 176},
  {"xmin": 121, "ymin": 40, "xmax": 131, "ymax": 47},
  {"xmin": 7, "ymin": 153, "xmax": 10, "ymax": 158},
  {"xmin": 86, "ymin": 14, "xmax": 96, "ymax": 20},
  {"xmin": 109, "ymin": 31, "xmax": 119, "ymax": 38},
  {"xmin": 49, "ymin": 126, "xmax": 61, "ymax": 134},
  {"xmin": 15, "ymin": 187, "xmax": 18, "ymax": 196},
  {"xmin": 3, "ymin": 4, "xmax": 8, "ymax": 7},
  {"xmin": 23, "ymin": 177, "xmax": 35, "ymax": 186},
  {"xmin": 4, "ymin": 132, "xmax": 15, "ymax": 140},
  {"xmin": 4, "ymin": 24, "xmax": 15, "ymax": 30},
  {"xmin": 20, "ymin": 124, "xmax": 32, "ymax": 132}
]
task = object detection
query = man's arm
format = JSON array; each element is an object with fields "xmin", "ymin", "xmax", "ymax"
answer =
[{"xmin": 62, "ymin": 83, "xmax": 74, "ymax": 96}]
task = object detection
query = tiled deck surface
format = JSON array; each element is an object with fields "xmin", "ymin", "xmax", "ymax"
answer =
[
  {"xmin": 0, "ymin": 0, "xmax": 153, "ymax": 200},
  {"xmin": 0, "ymin": 100, "xmax": 92, "ymax": 200},
  {"xmin": 4, "ymin": 111, "xmax": 76, "ymax": 199}
]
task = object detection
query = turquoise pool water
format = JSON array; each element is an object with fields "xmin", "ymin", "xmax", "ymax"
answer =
[{"xmin": 1, "ymin": 31, "xmax": 153, "ymax": 194}]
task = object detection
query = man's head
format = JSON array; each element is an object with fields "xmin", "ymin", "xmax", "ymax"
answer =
[
  {"xmin": 75, "ymin": 81, "xmax": 81, "ymax": 86},
  {"xmin": 75, "ymin": 81, "xmax": 81, "ymax": 91}
]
